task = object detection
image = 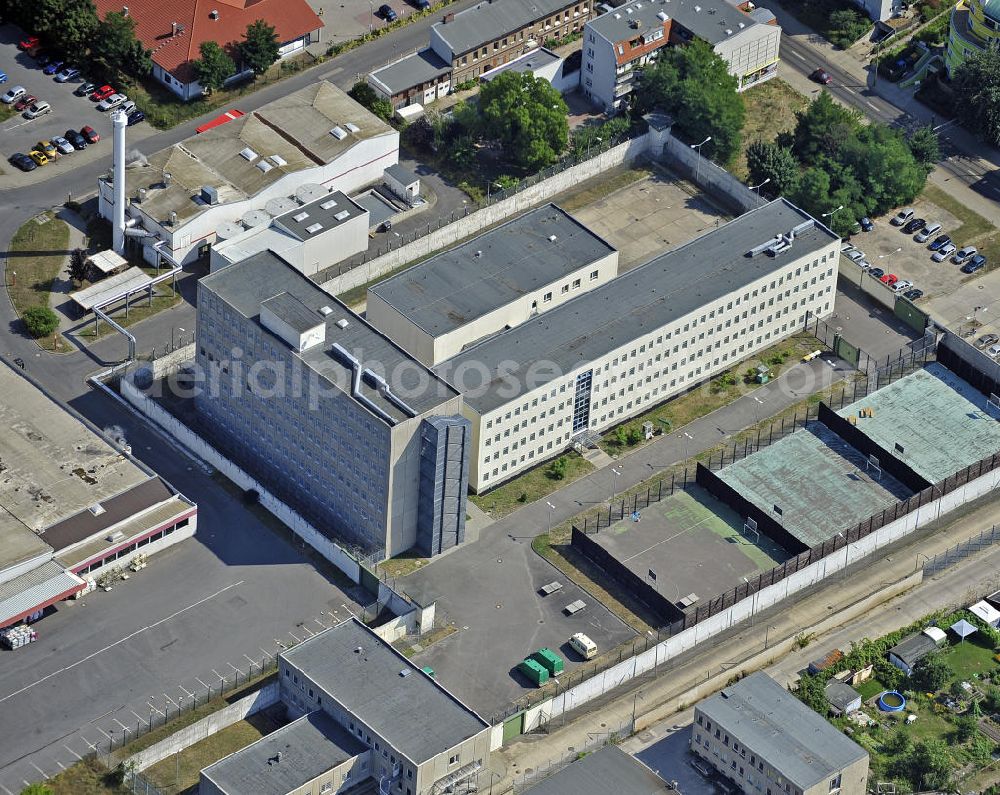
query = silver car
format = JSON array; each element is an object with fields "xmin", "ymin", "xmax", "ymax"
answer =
[{"xmin": 932, "ymin": 242, "xmax": 956, "ymax": 262}]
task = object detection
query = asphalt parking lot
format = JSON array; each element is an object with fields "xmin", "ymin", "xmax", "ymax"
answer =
[
  {"xmin": 306, "ymin": 0, "xmax": 425, "ymax": 47},
  {"xmin": 631, "ymin": 727, "xmax": 716, "ymax": 795},
  {"xmin": 0, "ymin": 25, "xmax": 153, "ymax": 182}
]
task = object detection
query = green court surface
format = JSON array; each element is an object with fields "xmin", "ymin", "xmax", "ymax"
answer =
[
  {"xmin": 716, "ymin": 422, "xmax": 913, "ymax": 548},
  {"xmin": 838, "ymin": 362, "xmax": 1000, "ymax": 484},
  {"xmin": 592, "ymin": 486, "xmax": 791, "ymax": 606}
]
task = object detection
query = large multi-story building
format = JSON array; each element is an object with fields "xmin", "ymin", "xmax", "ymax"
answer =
[
  {"xmin": 692, "ymin": 672, "xmax": 869, "ymax": 795},
  {"xmin": 581, "ymin": 0, "xmax": 781, "ymax": 111},
  {"xmin": 946, "ymin": 0, "xmax": 1000, "ymax": 76},
  {"xmin": 200, "ymin": 618, "xmax": 493, "ymax": 795},
  {"xmin": 420, "ymin": 198, "xmax": 838, "ymax": 492},
  {"xmin": 369, "ymin": 0, "xmax": 593, "ymax": 108},
  {"xmin": 195, "ymin": 251, "xmax": 471, "ymax": 558}
]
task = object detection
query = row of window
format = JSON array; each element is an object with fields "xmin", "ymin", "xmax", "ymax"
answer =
[
  {"xmin": 76, "ymin": 519, "xmax": 187, "ymax": 575},
  {"xmin": 539, "ymin": 269, "xmax": 600, "ymax": 304}
]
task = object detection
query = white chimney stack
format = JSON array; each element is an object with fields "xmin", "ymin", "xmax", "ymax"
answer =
[{"xmin": 112, "ymin": 109, "xmax": 128, "ymax": 254}]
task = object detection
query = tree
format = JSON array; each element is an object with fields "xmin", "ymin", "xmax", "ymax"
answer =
[
  {"xmin": 547, "ymin": 456, "xmax": 568, "ymax": 480},
  {"xmin": 745, "ymin": 140, "xmax": 800, "ymax": 198},
  {"xmin": 91, "ymin": 11, "xmax": 152, "ymax": 79},
  {"xmin": 240, "ymin": 20, "xmax": 280, "ymax": 77},
  {"xmin": 910, "ymin": 739, "xmax": 953, "ymax": 791},
  {"xmin": 193, "ymin": 41, "xmax": 236, "ymax": 94},
  {"xmin": 348, "ymin": 80, "xmax": 393, "ymax": 118},
  {"xmin": 19, "ymin": 785, "xmax": 53, "ymax": 795},
  {"xmin": 955, "ymin": 713, "xmax": 978, "ymax": 742},
  {"xmin": 34, "ymin": 0, "xmax": 98, "ymax": 58},
  {"xmin": 791, "ymin": 92, "xmax": 861, "ymax": 163},
  {"xmin": 913, "ymin": 652, "xmax": 953, "ymax": 692},
  {"xmin": 23, "ymin": 307, "xmax": 59, "ymax": 338},
  {"xmin": 632, "ymin": 40, "xmax": 745, "ymax": 166},
  {"xmin": 827, "ymin": 8, "xmax": 870, "ymax": 49},
  {"xmin": 952, "ymin": 44, "xmax": 1000, "ymax": 147},
  {"xmin": 476, "ymin": 72, "xmax": 569, "ymax": 171},
  {"xmin": 68, "ymin": 248, "xmax": 89, "ymax": 284},
  {"xmin": 793, "ymin": 673, "xmax": 829, "ymax": 716},
  {"xmin": 908, "ymin": 125, "xmax": 941, "ymax": 169}
]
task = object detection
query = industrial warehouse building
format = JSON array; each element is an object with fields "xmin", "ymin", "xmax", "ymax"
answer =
[
  {"xmin": 409, "ymin": 198, "xmax": 839, "ymax": 492},
  {"xmin": 98, "ymin": 82, "xmax": 399, "ymax": 267},
  {"xmin": 200, "ymin": 618, "xmax": 492, "ymax": 795},
  {"xmin": 693, "ymin": 673, "xmax": 869, "ymax": 795},
  {"xmin": 0, "ymin": 366, "xmax": 196, "ymax": 630},
  {"xmin": 195, "ymin": 251, "xmax": 471, "ymax": 559}
]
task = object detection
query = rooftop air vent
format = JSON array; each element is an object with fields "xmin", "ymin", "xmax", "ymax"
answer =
[
  {"xmin": 329, "ymin": 126, "xmax": 348, "ymax": 140},
  {"xmin": 336, "ymin": 318, "xmax": 349, "ymax": 329},
  {"xmin": 548, "ymin": 234, "xmax": 557, "ymax": 242},
  {"xmin": 106, "ymin": 530, "xmax": 124, "ymax": 543},
  {"xmin": 725, "ymin": 27, "xmax": 732, "ymax": 34},
  {"xmin": 399, "ymin": 668, "xmax": 412, "ymax": 677},
  {"xmin": 657, "ymin": 10, "xmax": 668, "ymax": 19},
  {"xmin": 630, "ymin": 18, "xmax": 639, "ymax": 26},
  {"xmin": 209, "ymin": 8, "xmax": 219, "ymax": 18},
  {"xmin": 320, "ymin": 199, "xmax": 339, "ymax": 210},
  {"xmin": 320, "ymin": 306, "xmax": 334, "ymax": 316},
  {"xmin": 334, "ymin": 210, "xmax": 351, "ymax": 221},
  {"xmin": 90, "ymin": 504, "xmax": 106, "ymax": 517},
  {"xmin": 614, "ymin": 12, "xmax": 621, "ymax": 18},
  {"xmin": 293, "ymin": 211, "xmax": 309, "ymax": 222},
  {"xmin": 256, "ymin": 159, "xmax": 273, "ymax": 173},
  {"xmin": 270, "ymin": 155, "xmax": 287, "ymax": 167},
  {"xmin": 694, "ymin": 4, "xmax": 701, "ymax": 9},
  {"xmin": 738, "ymin": 21, "xmax": 745, "ymax": 27},
  {"xmin": 475, "ymin": 250, "xmax": 483, "ymax": 258},
  {"xmin": 626, "ymin": 6, "xmax": 633, "ymax": 12},
  {"xmin": 345, "ymin": 122, "xmax": 360, "ymax": 133},
  {"xmin": 305, "ymin": 223, "xmax": 323, "ymax": 234},
  {"xmin": 239, "ymin": 147, "xmax": 258, "ymax": 161},
  {"xmin": 354, "ymin": 646, "xmax": 363, "ymax": 653}
]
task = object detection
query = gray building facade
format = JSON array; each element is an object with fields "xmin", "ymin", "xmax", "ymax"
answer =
[{"xmin": 195, "ymin": 251, "xmax": 470, "ymax": 558}]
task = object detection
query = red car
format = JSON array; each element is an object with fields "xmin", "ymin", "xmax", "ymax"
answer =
[
  {"xmin": 91, "ymin": 84, "xmax": 115, "ymax": 102},
  {"xmin": 81, "ymin": 125, "xmax": 100, "ymax": 144},
  {"xmin": 18, "ymin": 35, "xmax": 40, "ymax": 51},
  {"xmin": 810, "ymin": 68, "xmax": 833, "ymax": 85},
  {"xmin": 880, "ymin": 273, "xmax": 898, "ymax": 286},
  {"xmin": 13, "ymin": 94, "xmax": 37, "ymax": 112}
]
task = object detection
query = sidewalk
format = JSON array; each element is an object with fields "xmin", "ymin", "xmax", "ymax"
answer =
[{"xmin": 496, "ymin": 486, "xmax": 1000, "ymax": 792}]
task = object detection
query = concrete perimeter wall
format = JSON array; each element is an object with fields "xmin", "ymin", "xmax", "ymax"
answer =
[
  {"xmin": 838, "ymin": 255, "xmax": 898, "ymax": 309},
  {"xmin": 126, "ymin": 682, "xmax": 280, "ymax": 773},
  {"xmin": 317, "ymin": 134, "xmax": 652, "ymax": 297},
  {"xmin": 145, "ymin": 343, "xmax": 196, "ymax": 380},
  {"xmin": 538, "ymin": 461, "xmax": 1000, "ymax": 726}
]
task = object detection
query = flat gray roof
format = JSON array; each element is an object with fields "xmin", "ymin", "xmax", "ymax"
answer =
[
  {"xmin": 669, "ymin": 0, "xmax": 763, "ymax": 45},
  {"xmin": 824, "ymin": 681, "xmax": 861, "ymax": 712},
  {"xmin": 370, "ymin": 204, "xmax": 615, "ymax": 339},
  {"xmin": 385, "ymin": 163, "xmax": 419, "ymax": 185},
  {"xmin": 201, "ymin": 711, "xmax": 366, "ymax": 795},
  {"xmin": 370, "ymin": 49, "xmax": 451, "ymax": 94},
  {"xmin": 273, "ymin": 191, "xmax": 367, "ymax": 242},
  {"xmin": 481, "ymin": 47, "xmax": 561, "ymax": 80},
  {"xmin": 697, "ymin": 672, "xmax": 867, "ymax": 790},
  {"xmin": 200, "ymin": 252, "xmax": 459, "ymax": 425},
  {"xmin": 889, "ymin": 632, "xmax": 938, "ymax": 666},
  {"xmin": 433, "ymin": 0, "xmax": 577, "ymax": 56},
  {"xmin": 262, "ymin": 292, "xmax": 323, "ymax": 334},
  {"xmin": 281, "ymin": 618, "xmax": 489, "ymax": 763},
  {"xmin": 587, "ymin": 0, "xmax": 670, "ymax": 45},
  {"xmin": 438, "ymin": 199, "xmax": 838, "ymax": 414},
  {"xmin": 522, "ymin": 746, "xmax": 669, "ymax": 795}
]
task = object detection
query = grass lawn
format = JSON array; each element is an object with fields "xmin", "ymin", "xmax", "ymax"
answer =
[
  {"xmin": 379, "ymin": 551, "xmax": 430, "ymax": 578},
  {"xmin": 735, "ymin": 79, "xmax": 809, "ymax": 180},
  {"xmin": 469, "ymin": 451, "xmax": 594, "ymax": 519},
  {"xmin": 45, "ymin": 758, "xmax": 129, "ymax": 795},
  {"xmin": 7, "ymin": 213, "xmax": 70, "ymax": 348},
  {"xmin": 75, "ymin": 290, "xmax": 182, "ymax": 340},
  {"xmin": 143, "ymin": 709, "xmax": 285, "ymax": 794},
  {"xmin": 947, "ymin": 638, "xmax": 1000, "ymax": 681},
  {"xmin": 557, "ymin": 167, "xmax": 653, "ymax": 212},
  {"xmin": 856, "ymin": 677, "xmax": 887, "ymax": 701}
]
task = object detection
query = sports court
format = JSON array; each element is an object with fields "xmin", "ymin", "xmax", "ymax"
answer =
[
  {"xmin": 838, "ymin": 362, "xmax": 1000, "ymax": 483},
  {"xmin": 716, "ymin": 422, "xmax": 914, "ymax": 548},
  {"xmin": 587, "ymin": 486, "xmax": 791, "ymax": 608}
]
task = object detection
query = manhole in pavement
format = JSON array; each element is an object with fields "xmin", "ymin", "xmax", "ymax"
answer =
[
  {"xmin": 496, "ymin": 603, "xmax": 502, "ymax": 609},
  {"xmin": 497, "ymin": 558, "xmax": 502, "ymax": 563}
]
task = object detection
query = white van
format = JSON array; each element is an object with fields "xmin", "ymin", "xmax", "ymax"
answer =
[
  {"xmin": 569, "ymin": 632, "xmax": 597, "ymax": 659},
  {"xmin": 914, "ymin": 222, "xmax": 941, "ymax": 243}
]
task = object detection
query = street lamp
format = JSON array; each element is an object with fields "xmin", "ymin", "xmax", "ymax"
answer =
[
  {"xmin": 587, "ymin": 135, "xmax": 603, "ymax": 158},
  {"xmin": 870, "ymin": 247, "xmax": 902, "ymax": 289},
  {"xmin": 546, "ymin": 501, "xmax": 556, "ymax": 535},
  {"xmin": 764, "ymin": 624, "xmax": 777, "ymax": 649},
  {"xmin": 631, "ymin": 690, "xmax": 644, "ymax": 728},
  {"xmin": 610, "ymin": 466, "xmax": 622, "ymax": 506},
  {"xmin": 680, "ymin": 431, "xmax": 694, "ymax": 460},
  {"xmin": 749, "ymin": 177, "xmax": 770, "ymax": 197},
  {"xmin": 821, "ymin": 205, "xmax": 844, "ymax": 231},
  {"xmin": 172, "ymin": 326, "xmax": 185, "ymax": 350},
  {"xmin": 368, "ymin": 0, "xmax": 374, "ymax": 31},
  {"xmin": 691, "ymin": 136, "xmax": 712, "ymax": 182},
  {"xmin": 742, "ymin": 576, "xmax": 758, "ymax": 627}
]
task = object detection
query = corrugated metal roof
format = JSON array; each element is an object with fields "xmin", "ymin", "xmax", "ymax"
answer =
[{"xmin": 0, "ymin": 561, "xmax": 84, "ymax": 626}]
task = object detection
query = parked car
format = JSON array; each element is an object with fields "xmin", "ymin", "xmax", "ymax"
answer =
[
  {"xmin": 120, "ymin": 100, "xmax": 136, "ymax": 115},
  {"xmin": 13, "ymin": 93, "xmax": 37, "ymax": 111},
  {"xmin": 1, "ymin": 85, "xmax": 27, "ymax": 104},
  {"xmin": 914, "ymin": 222, "xmax": 941, "ymax": 243},
  {"xmin": 988, "ymin": 342, "xmax": 1000, "ymax": 359},
  {"xmin": 891, "ymin": 208, "xmax": 914, "ymax": 226},
  {"xmin": 64, "ymin": 128, "xmax": 87, "ymax": 149},
  {"xmin": 962, "ymin": 254, "xmax": 987, "ymax": 274},
  {"xmin": 90, "ymin": 84, "xmax": 115, "ymax": 101},
  {"xmin": 51, "ymin": 136, "xmax": 74, "ymax": 154},
  {"xmin": 33, "ymin": 140, "xmax": 57, "ymax": 159},
  {"xmin": 35, "ymin": 52, "xmax": 53, "ymax": 67},
  {"xmin": 845, "ymin": 249, "xmax": 866, "ymax": 262},
  {"xmin": 869, "ymin": 267, "xmax": 885, "ymax": 279},
  {"xmin": 28, "ymin": 149, "xmax": 49, "ymax": 166},
  {"xmin": 903, "ymin": 288, "xmax": 924, "ymax": 301},
  {"xmin": 74, "ymin": 81, "xmax": 96, "ymax": 97},
  {"xmin": 902, "ymin": 217, "xmax": 926, "ymax": 234},
  {"xmin": 23, "ymin": 101, "xmax": 51, "ymax": 118},
  {"xmin": 928, "ymin": 234, "xmax": 951, "ymax": 251},
  {"xmin": 8, "ymin": 152, "xmax": 37, "ymax": 172},
  {"xmin": 42, "ymin": 59, "xmax": 64, "ymax": 75},
  {"xmin": 18, "ymin": 35, "xmax": 40, "ymax": 51},
  {"xmin": 569, "ymin": 632, "xmax": 597, "ymax": 660},
  {"xmin": 378, "ymin": 3, "xmax": 398, "ymax": 20},
  {"xmin": 892, "ymin": 279, "xmax": 913, "ymax": 293},
  {"xmin": 932, "ymin": 242, "xmax": 956, "ymax": 262},
  {"xmin": 126, "ymin": 109, "xmax": 145, "ymax": 126},
  {"xmin": 880, "ymin": 273, "xmax": 899, "ymax": 285},
  {"xmin": 97, "ymin": 92, "xmax": 126, "ymax": 110},
  {"xmin": 975, "ymin": 333, "xmax": 999, "ymax": 349},
  {"xmin": 841, "ymin": 241, "xmax": 855, "ymax": 253},
  {"xmin": 860, "ymin": 216, "xmax": 874, "ymax": 232},
  {"xmin": 953, "ymin": 246, "xmax": 978, "ymax": 264},
  {"xmin": 81, "ymin": 125, "xmax": 100, "ymax": 143},
  {"xmin": 0, "ymin": 71, "xmax": 7, "ymax": 84},
  {"xmin": 810, "ymin": 68, "xmax": 833, "ymax": 84},
  {"xmin": 857, "ymin": 259, "xmax": 872, "ymax": 271},
  {"xmin": 410, "ymin": 0, "xmax": 430, "ymax": 8},
  {"xmin": 54, "ymin": 66, "xmax": 79, "ymax": 83}
]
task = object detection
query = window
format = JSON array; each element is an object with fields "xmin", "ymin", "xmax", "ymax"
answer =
[
  {"xmin": 561, "ymin": 284, "xmax": 569, "ymax": 294},
  {"xmin": 572, "ymin": 278, "xmax": 581, "ymax": 289},
  {"xmin": 449, "ymin": 753, "xmax": 460, "ymax": 765},
  {"xmin": 590, "ymin": 270, "xmax": 599, "ymax": 280},
  {"xmin": 830, "ymin": 776, "xmax": 842, "ymax": 792}
]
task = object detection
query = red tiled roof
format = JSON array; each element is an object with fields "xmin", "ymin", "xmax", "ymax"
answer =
[{"xmin": 94, "ymin": 0, "xmax": 323, "ymax": 83}]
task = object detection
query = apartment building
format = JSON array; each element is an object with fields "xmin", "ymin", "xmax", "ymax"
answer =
[
  {"xmin": 432, "ymin": 198, "xmax": 839, "ymax": 493},
  {"xmin": 195, "ymin": 251, "xmax": 471, "ymax": 559},
  {"xmin": 581, "ymin": 0, "xmax": 781, "ymax": 111},
  {"xmin": 431, "ymin": 0, "xmax": 596, "ymax": 84},
  {"xmin": 692, "ymin": 673, "xmax": 869, "ymax": 795},
  {"xmin": 202, "ymin": 618, "xmax": 492, "ymax": 795},
  {"xmin": 366, "ymin": 204, "xmax": 618, "ymax": 367}
]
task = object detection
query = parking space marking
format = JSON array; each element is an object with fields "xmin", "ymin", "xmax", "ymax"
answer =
[
  {"xmin": 244, "ymin": 654, "xmax": 258, "ymax": 668},
  {"xmin": 92, "ymin": 725, "xmax": 111, "ymax": 740},
  {"xmin": 288, "ymin": 631, "xmax": 301, "ymax": 643},
  {"xmin": 55, "ymin": 760, "xmax": 66, "ymax": 771},
  {"xmin": 64, "ymin": 745, "xmax": 83, "ymax": 760},
  {"xmin": 29, "ymin": 763, "xmax": 46, "ymax": 777},
  {"xmin": 163, "ymin": 692, "xmax": 178, "ymax": 708},
  {"xmin": 178, "ymin": 685, "xmax": 193, "ymax": 698},
  {"xmin": 147, "ymin": 701, "xmax": 164, "ymax": 716},
  {"xmin": 1, "ymin": 781, "xmax": 13, "ymax": 794},
  {"xmin": 195, "ymin": 676, "xmax": 210, "ymax": 690},
  {"xmin": 212, "ymin": 669, "xmax": 227, "ymax": 683}
]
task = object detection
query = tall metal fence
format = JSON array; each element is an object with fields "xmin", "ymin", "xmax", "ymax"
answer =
[
  {"xmin": 510, "ymin": 720, "xmax": 633, "ymax": 793},
  {"xmin": 923, "ymin": 525, "xmax": 1000, "ymax": 577}
]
